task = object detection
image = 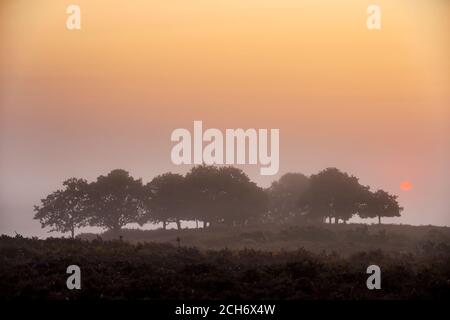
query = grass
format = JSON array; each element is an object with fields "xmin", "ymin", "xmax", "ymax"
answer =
[
  {"xmin": 1, "ymin": 223, "xmax": 449, "ymax": 300},
  {"xmin": 80, "ymin": 222, "xmax": 450, "ymax": 256}
]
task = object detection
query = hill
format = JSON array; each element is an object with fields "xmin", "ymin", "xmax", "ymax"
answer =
[
  {"xmin": 79, "ymin": 223, "xmax": 450, "ymax": 256},
  {"xmin": 1, "ymin": 233, "xmax": 449, "ymax": 300}
]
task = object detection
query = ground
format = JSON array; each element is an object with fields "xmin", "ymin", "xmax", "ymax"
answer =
[{"xmin": 1, "ymin": 223, "xmax": 449, "ymax": 300}]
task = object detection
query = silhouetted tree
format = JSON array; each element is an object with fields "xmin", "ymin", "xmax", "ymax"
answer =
[
  {"xmin": 266, "ymin": 173, "xmax": 309, "ymax": 223},
  {"xmin": 184, "ymin": 165, "xmax": 267, "ymax": 227},
  {"xmin": 359, "ymin": 189, "xmax": 403, "ymax": 224},
  {"xmin": 34, "ymin": 166, "xmax": 402, "ymax": 237},
  {"xmin": 184, "ymin": 165, "xmax": 220, "ymax": 227},
  {"xmin": 145, "ymin": 173, "xmax": 186, "ymax": 230},
  {"xmin": 215, "ymin": 166, "xmax": 267, "ymax": 225},
  {"xmin": 34, "ymin": 178, "xmax": 89, "ymax": 238},
  {"xmin": 87, "ymin": 169, "xmax": 146, "ymax": 235},
  {"xmin": 299, "ymin": 168, "xmax": 368, "ymax": 223}
]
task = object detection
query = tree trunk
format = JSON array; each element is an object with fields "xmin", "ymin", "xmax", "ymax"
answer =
[
  {"xmin": 203, "ymin": 221, "xmax": 207, "ymax": 228},
  {"xmin": 196, "ymin": 220, "xmax": 199, "ymax": 229},
  {"xmin": 328, "ymin": 216, "xmax": 332, "ymax": 224},
  {"xmin": 378, "ymin": 216, "xmax": 381, "ymax": 225},
  {"xmin": 162, "ymin": 220, "xmax": 167, "ymax": 230},
  {"xmin": 335, "ymin": 217, "xmax": 339, "ymax": 224},
  {"xmin": 176, "ymin": 219, "xmax": 181, "ymax": 230},
  {"xmin": 71, "ymin": 227, "xmax": 75, "ymax": 239}
]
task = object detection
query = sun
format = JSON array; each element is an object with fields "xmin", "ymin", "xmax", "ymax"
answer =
[{"xmin": 400, "ymin": 180, "xmax": 413, "ymax": 191}]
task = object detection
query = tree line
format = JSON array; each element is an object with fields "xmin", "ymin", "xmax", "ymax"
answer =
[{"xmin": 34, "ymin": 166, "xmax": 403, "ymax": 238}]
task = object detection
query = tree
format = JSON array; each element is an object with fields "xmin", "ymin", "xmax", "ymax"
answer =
[
  {"xmin": 359, "ymin": 189, "xmax": 403, "ymax": 224},
  {"xmin": 215, "ymin": 166, "xmax": 267, "ymax": 225},
  {"xmin": 184, "ymin": 165, "xmax": 267, "ymax": 227},
  {"xmin": 87, "ymin": 169, "xmax": 146, "ymax": 235},
  {"xmin": 145, "ymin": 173, "xmax": 186, "ymax": 230},
  {"xmin": 34, "ymin": 178, "xmax": 89, "ymax": 238},
  {"xmin": 184, "ymin": 165, "xmax": 220, "ymax": 227},
  {"xmin": 266, "ymin": 173, "xmax": 309, "ymax": 224},
  {"xmin": 298, "ymin": 168, "xmax": 368, "ymax": 223}
]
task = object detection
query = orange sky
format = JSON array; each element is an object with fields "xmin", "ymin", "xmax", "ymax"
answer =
[{"xmin": 0, "ymin": 0, "xmax": 449, "ymax": 235}]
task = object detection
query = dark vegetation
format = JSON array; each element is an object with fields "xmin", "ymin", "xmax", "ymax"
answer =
[
  {"xmin": 20, "ymin": 165, "xmax": 447, "ymax": 300},
  {"xmin": 1, "ymin": 233, "xmax": 449, "ymax": 300},
  {"xmin": 34, "ymin": 166, "xmax": 402, "ymax": 238},
  {"xmin": 80, "ymin": 223, "xmax": 450, "ymax": 256}
]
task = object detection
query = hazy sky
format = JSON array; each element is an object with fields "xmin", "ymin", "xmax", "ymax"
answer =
[{"xmin": 1, "ymin": 0, "xmax": 449, "ymax": 237}]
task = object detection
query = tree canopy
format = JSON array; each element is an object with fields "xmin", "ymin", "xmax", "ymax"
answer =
[
  {"xmin": 266, "ymin": 173, "xmax": 310, "ymax": 223},
  {"xmin": 34, "ymin": 178, "xmax": 90, "ymax": 238},
  {"xmin": 184, "ymin": 165, "xmax": 267, "ymax": 227},
  {"xmin": 145, "ymin": 173, "xmax": 187, "ymax": 230},
  {"xmin": 87, "ymin": 169, "xmax": 146, "ymax": 234},
  {"xmin": 359, "ymin": 189, "xmax": 403, "ymax": 224},
  {"xmin": 298, "ymin": 168, "xmax": 370, "ymax": 223},
  {"xmin": 34, "ymin": 166, "xmax": 403, "ymax": 236}
]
